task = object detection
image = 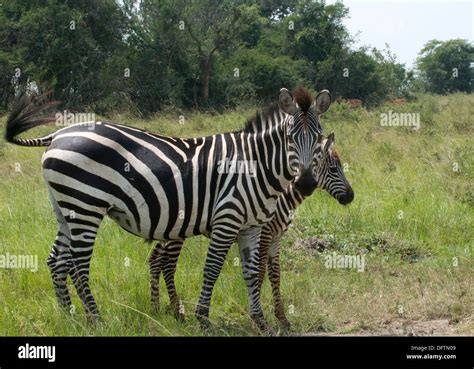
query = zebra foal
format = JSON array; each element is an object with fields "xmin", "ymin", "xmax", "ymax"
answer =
[{"xmin": 149, "ymin": 133, "xmax": 354, "ymax": 331}]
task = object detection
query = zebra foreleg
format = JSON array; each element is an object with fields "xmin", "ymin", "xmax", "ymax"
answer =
[
  {"xmin": 195, "ymin": 228, "xmax": 236, "ymax": 330},
  {"xmin": 237, "ymin": 227, "xmax": 272, "ymax": 334},
  {"xmin": 267, "ymin": 240, "xmax": 291, "ymax": 330}
]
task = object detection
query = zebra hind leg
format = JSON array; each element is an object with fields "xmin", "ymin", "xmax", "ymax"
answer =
[
  {"xmin": 149, "ymin": 241, "xmax": 184, "ymax": 320},
  {"xmin": 149, "ymin": 244, "xmax": 163, "ymax": 312},
  {"xmin": 46, "ymin": 183, "xmax": 105, "ymax": 323},
  {"xmin": 46, "ymin": 188, "xmax": 74, "ymax": 311},
  {"xmin": 161, "ymin": 240, "xmax": 185, "ymax": 321},
  {"xmin": 66, "ymin": 216, "xmax": 104, "ymax": 323},
  {"xmin": 256, "ymin": 228, "xmax": 273, "ymax": 292},
  {"xmin": 47, "ymin": 231, "xmax": 73, "ymax": 311}
]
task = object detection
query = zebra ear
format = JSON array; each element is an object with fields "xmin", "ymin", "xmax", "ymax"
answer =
[
  {"xmin": 279, "ymin": 88, "xmax": 297, "ymax": 115},
  {"xmin": 314, "ymin": 90, "xmax": 331, "ymax": 114},
  {"xmin": 324, "ymin": 132, "xmax": 335, "ymax": 152}
]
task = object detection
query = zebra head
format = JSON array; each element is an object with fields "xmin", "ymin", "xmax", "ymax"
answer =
[
  {"xmin": 278, "ymin": 87, "xmax": 331, "ymax": 196},
  {"xmin": 317, "ymin": 133, "xmax": 354, "ymax": 205}
]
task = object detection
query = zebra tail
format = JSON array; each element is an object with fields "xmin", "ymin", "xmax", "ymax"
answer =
[{"xmin": 4, "ymin": 91, "xmax": 60, "ymax": 147}]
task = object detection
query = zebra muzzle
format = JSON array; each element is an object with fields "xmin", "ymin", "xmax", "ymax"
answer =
[
  {"xmin": 294, "ymin": 169, "xmax": 317, "ymax": 196},
  {"xmin": 337, "ymin": 187, "xmax": 354, "ymax": 205}
]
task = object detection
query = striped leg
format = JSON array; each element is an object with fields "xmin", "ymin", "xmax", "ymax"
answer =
[
  {"xmin": 47, "ymin": 232, "xmax": 73, "ymax": 310},
  {"xmin": 59, "ymin": 208, "xmax": 104, "ymax": 322},
  {"xmin": 161, "ymin": 241, "xmax": 184, "ymax": 320},
  {"xmin": 68, "ymin": 230, "xmax": 101, "ymax": 321},
  {"xmin": 46, "ymin": 182, "xmax": 106, "ymax": 321},
  {"xmin": 195, "ymin": 226, "xmax": 236, "ymax": 329},
  {"xmin": 46, "ymin": 188, "xmax": 73, "ymax": 310},
  {"xmin": 149, "ymin": 241, "xmax": 185, "ymax": 321},
  {"xmin": 267, "ymin": 240, "xmax": 291, "ymax": 330},
  {"xmin": 237, "ymin": 227, "xmax": 271, "ymax": 334},
  {"xmin": 256, "ymin": 228, "xmax": 273, "ymax": 291},
  {"xmin": 149, "ymin": 245, "xmax": 162, "ymax": 311}
]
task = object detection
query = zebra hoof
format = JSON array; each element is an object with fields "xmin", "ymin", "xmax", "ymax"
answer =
[
  {"xmin": 174, "ymin": 311, "xmax": 185, "ymax": 323},
  {"xmin": 262, "ymin": 326, "xmax": 277, "ymax": 336},
  {"xmin": 251, "ymin": 316, "xmax": 274, "ymax": 335},
  {"xmin": 86, "ymin": 313, "xmax": 101, "ymax": 326},
  {"xmin": 279, "ymin": 318, "xmax": 291, "ymax": 332},
  {"xmin": 57, "ymin": 300, "xmax": 73, "ymax": 313},
  {"xmin": 196, "ymin": 313, "xmax": 211, "ymax": 330},
  {"xmin": 151, "ymin": 302, "xmax": 159, "ymax": 313}
]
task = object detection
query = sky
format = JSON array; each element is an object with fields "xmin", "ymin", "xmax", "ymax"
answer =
[{"xmin": 329, "ymin": 0, "xmax": 473, "ymax": 69}]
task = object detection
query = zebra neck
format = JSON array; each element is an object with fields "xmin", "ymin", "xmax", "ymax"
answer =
[
  {"xmin": 288, "ymin": 184, "xmax": 306, "ymax": 205},
  {"xmin": 254, "ymin": 119, "xmax": 295, "ymax": 196}
]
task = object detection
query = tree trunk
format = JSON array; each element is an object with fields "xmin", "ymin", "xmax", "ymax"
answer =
[{"xmin": 201, "ymin": 58, "xmax": 210, "ymax": 102}]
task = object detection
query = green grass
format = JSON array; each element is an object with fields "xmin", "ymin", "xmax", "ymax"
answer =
[{"xmin": 0, "ymin": 93, "xmax": 472, "ymax": 336}]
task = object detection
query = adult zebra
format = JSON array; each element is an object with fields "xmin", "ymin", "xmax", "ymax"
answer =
[
  {"xmin": 4, "ymin": 87, "xmax": 330, "ymax": 331},
  {"xmin": 149, "ymin": 133, "xmax": 354, "ymax": 330}
]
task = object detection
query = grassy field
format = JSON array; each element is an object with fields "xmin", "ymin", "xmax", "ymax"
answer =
[{"xmin": 0, "ymin": 94, "xmax": 472, "ymax": 336}]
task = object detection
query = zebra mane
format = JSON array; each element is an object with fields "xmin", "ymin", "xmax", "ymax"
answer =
[
  {"xmin": 239, "ymin": 103, "xmax": 281, "ymax": 134},
  {"xmin": 293, "ymin": 86, "xmax": 313, "ymax": 113},
  {"xmin": 239, "ymin": 87, "xmax": 314, "ymax": 134}
]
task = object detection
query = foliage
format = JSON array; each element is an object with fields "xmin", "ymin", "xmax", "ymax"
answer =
[
  {"xmin": 0, "ymin": 0, "xmax": 126, "ymax": 110},
  {"xmin": 415, "ymin": 39, "xmax": 474, "ymax": 94},
  {"xmin": 0, "ymin": 1, "xmax": 468, "ymax": 113}
]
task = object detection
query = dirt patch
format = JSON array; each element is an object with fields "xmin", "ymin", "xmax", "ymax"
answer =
[
  {"xmin": 293, "ymin": 236, "xmax": 329, "ymax": 252},
  {"xmin": 292, "ymin": 233, "xmax": 429, "ymax": 263},
  {"xmin": 304, "ymin": 318, "xmax": 471, "ymax": 336}
]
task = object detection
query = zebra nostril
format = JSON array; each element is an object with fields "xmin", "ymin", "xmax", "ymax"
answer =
[{"xmin": 338, "ymin": 188, "xmax": 354, "ymax": 205}]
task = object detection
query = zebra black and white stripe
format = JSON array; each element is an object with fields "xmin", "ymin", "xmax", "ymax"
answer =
[
  {"xmin": 5, "ymin": 87, "xmax": 330, "ymax": 331},
  {"xmin": 149, "ymin": 133, "xmax": 353, "ymax": 331},
  {"xmin": 257, "ymin": 133, "xmax": 354, "ymax": 329}
]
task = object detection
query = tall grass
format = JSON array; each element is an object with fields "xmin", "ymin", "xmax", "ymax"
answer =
[{"xmin": 0, "ymin": 94, "xmax": 472, "ymax": 336}]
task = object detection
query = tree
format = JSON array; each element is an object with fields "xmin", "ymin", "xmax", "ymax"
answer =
[
  {"xmin": 416, "ymin": 39, "xmax": 474, "ymax": 94},
  {"xmin": 176, "ymin": 0, "xmax": 254, "ymax": 104},
  {"xmin": 119, "ymin": 0, "xmax": 193, "ymax": 113},
  {"xmin": 286, "ymin": 0, "xmax": 350, "ymax": 71},
  {"xmin": 0, "ymin": 0, "xmax": 126, "ymax": 110},
  {"xmin": 0, "ymin": 0, "xmax": 419, "ymax": 112}
]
